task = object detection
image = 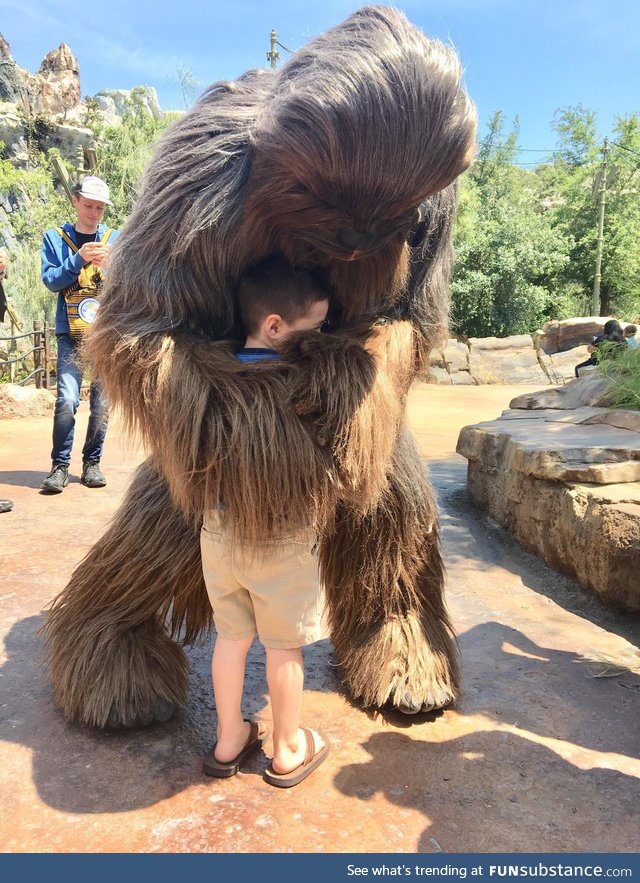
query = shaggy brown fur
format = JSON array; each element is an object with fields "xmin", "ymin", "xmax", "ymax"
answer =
[{"xmin": 42, "ymin": 5, "xmax": 476, "ymax": 726}]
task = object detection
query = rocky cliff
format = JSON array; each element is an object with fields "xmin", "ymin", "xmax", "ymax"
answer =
[
  {"xmin": 0, "ymin": 35, "xmax": 81, "ymax": 115},
  {"xmin": 0, "ymin": 33, "xmax": 162, "ymax": 166}
]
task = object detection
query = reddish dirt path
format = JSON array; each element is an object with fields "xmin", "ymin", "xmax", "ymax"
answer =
[{"xmin": 0, "ymin": 384, "xmax": 638, "ymax": 853}]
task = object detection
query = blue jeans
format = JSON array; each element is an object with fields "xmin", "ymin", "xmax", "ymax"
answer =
[{"xmin": 51, "ymin": 334, "xmax": 109, "ymax": 466}]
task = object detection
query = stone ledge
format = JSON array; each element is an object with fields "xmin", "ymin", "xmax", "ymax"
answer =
[
  {"xmin": 456, "ymin": 383, "xmax": 640, "ymax": 611},
  {"xmin": 457, "ymin": 417, "xmax": 640, "ymax": 484},
  {"xmin": 425, "ymin": 317, "xmax": 635, "ymax": 386}
]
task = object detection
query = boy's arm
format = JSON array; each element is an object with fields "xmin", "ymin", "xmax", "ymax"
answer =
[{"xmin": 41, "ymin": 229, "xmax": 86, "ymax": 292}]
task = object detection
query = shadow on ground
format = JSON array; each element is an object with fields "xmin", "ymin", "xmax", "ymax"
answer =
[
  {"xmin": 0, "ymin": 469, "xmax": 61, "ymax": 490},
  {"xmin": 0, "ymin": 613, "xmax": 341, "ymax": 814},
  {"xmin": 334, "ymin": 728, "xmax": 640, "ymax": 853},
  {"xmin": 2, "ymin": 608, "xmax": 637, "ymax": 821}
]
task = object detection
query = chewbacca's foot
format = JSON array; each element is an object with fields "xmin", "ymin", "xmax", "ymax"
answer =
[
  {"xmin": 335, "ymin": 614, "xmax": 460, "ymax": 715},
  {"xmin": 395, "ymin": 687, "xmax": 455, "ymax": 715},
  {"xmin": 44, "ymin": 617, "xmax": 189, "ymax": 729},
  {"xmin": 107, "ymin": 696, "xmax": 178, "ymax": 729}
]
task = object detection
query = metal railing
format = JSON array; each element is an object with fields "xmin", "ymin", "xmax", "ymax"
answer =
[{"xmin": 0, "ymin": 319, "xmax": 55, "ymax": 389}]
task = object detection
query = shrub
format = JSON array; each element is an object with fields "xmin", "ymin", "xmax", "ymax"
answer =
[{"xmin": 596, "ymin": 343, "xmax": 640, "ymax": 410}]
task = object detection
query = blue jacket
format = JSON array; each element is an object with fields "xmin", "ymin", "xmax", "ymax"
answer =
[{"xmin": 41, "ymin": 222, "xmax": 120, "ymax": 334}]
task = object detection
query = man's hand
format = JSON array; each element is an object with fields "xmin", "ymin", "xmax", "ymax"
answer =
[
  {"xmin": 0, "ymin": 248, "xmax": 7, "ymax": 280},
  {"xmin": 79, "ymin": 242, "xmax": 113, "ymax": 268}
]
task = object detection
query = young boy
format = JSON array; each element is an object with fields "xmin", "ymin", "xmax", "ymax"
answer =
[
  {"xmin": 623, "ymin": 324, "xmax": 638, "ymax": 349},
  {"xmin": 200, "ymin": 254, "xmax": 331, "ymax": 788}
]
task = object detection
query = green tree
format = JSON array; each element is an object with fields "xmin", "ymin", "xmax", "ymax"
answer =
[
  {"xmin": 0, "ymin": 146, "xmax": 70, "ymax": 326},
  {"xmin": 173, "ymin": 65, "xmax": 201, "ymax": 110},
  {"xmin": 539, "ymin": 106, "xmax": 640, "ymax": 319},
  {"xmin": 451, "ymin": 113, "xmax": 570, "ymax": 337},
  {"xmin": 88, "ymin": 89, "xmax": 177, "ymax": 226}
]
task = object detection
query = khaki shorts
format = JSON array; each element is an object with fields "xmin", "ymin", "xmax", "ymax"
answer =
[{"xmin": 200, "ymin": 512, "xmax": 328, "ymax": 649}]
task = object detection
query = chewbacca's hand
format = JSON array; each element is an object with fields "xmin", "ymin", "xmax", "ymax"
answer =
[{"xmin": 284, "ymin": 332, "xmax": 377, "ymax": 446}]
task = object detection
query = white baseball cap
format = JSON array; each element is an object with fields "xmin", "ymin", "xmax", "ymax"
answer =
[{"xmin": 74, "ymin": 175, "xmax": 112, "ymax": 205}]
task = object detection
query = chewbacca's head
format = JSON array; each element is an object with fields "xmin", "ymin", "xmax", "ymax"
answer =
[
  {"xmin": 243, "ymin": 6, "xmax": 476, "ymax": 315},
  {"xmin": 108, "ymin": 6, "xmax": 475, "ymax": 338}
]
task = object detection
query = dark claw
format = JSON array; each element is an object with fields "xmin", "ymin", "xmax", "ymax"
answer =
[
  {"xmin": 107, "ymin": 705, "xmax": 123, "ymax": 729},
  {"xmin": 151, "ymin": 697, "xmax": 177, "ymax": 722},
  {"xmin": 396, "ymin": 694, "xmax": 424, "ymax": 715},
  {"xmin": 106, "ymin": 698, "xmax": 177, "ymax": 729}
]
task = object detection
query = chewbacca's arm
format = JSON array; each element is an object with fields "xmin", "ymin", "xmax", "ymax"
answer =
[
  {"xmin": 86, "ymin": 324, "xmax": 340, "ymax": 543},
  {"xmin": 282, "ymin": 319, "xmax": 417, "ymax": 508}
]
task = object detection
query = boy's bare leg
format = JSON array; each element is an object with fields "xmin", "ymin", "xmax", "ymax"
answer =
[
  {"xmin": 211, "ymin": 634, "xmax": 254, "ymax": 762},
  {"xmin": 266, "ymin": 646, "xmax": 325, "ymax": 773}
]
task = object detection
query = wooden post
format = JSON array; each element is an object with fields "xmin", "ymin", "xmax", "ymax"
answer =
[
  {"xmin": 44, "ymin": 321, "xmax": 51, "ymax": 390},
  {"xmin": 33, "ymin": 320, "xmax": 42, "ymax": 388}
]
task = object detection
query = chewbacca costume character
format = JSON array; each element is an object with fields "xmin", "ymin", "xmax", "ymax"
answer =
[{"xmin": 42, "ymin": 6, "xmax": 477, "ymax": 728}]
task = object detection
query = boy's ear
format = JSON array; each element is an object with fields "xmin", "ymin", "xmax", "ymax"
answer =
[{"xmin": 264, "ymin": 313, "xmax": 283, "ymax": 338}]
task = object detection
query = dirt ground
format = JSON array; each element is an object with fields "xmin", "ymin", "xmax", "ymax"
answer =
[{"xmin": 0, "ymin": 383, "xmax": 638, "ymax": 853}]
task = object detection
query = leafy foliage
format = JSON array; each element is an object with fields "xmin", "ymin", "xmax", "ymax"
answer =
[
  {"xmin": 538, "ymin": 106, "xmax": 640, "ymax": 319},
  {"xmin": 1, "ymin": 98, "xmax": 175, "ymax": 328},
  {"xmin": 451, "ymin": 113, "xmax": 571, "ymax": 338},
  {"xmin": 1, "ymin": 97, "xmax": 639, "ymax": 344},
  {"xmin": 87, "ymin": 88, "xmax": 177, "ymax": 226},
  {"xmin": 596, "ymin": 343, "xmax": 640, "ymax": 410},
  {"xmin": 451, "ymin": 107, "xmax": 640, "ymax": 338},
  {"xmin": 1, "ymin": 147, "xmax": 71, "ymax": 326}
]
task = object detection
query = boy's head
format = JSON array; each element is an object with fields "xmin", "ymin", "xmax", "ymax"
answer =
[
  {"xmin": 71, "ymin": 176, "xmax": 112, "ymax": 233},
  {"xmin": 623, "ymin": 324, "xmax": 637, "ymax": 338},
  {"xmin": 237, "ymin": 254, "xmax": 330, "ymax": 348}
]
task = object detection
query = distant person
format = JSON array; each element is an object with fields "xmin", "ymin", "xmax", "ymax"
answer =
[
  {"xmin": 0, "ymin": 247, "xmax": 8, "ymax": 323},
  {"xmin": 201, "ymin": 255, "xmax": 331, "ymax": 788},
  {"xmin": 623, "ymin": 324, "xmax": 638, "ymax": 349},
  {"xmin": 40, "ymin": 176, "xmax": 119, "ymax": 494},
  {"xmin": 574, "ymin": 319, "xmax": 626, "ymax": 378},
  {"xmin": 1, "ymin": 245, "xmax": 13, "ymax": 513}
]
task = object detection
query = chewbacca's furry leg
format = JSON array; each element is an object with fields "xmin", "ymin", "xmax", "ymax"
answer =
[
  {"xmin": 41, "ymin": 460, "xmax": 210, "ymax": 729},
  {"xmin": 320, "ymin": 430, "xmax": 459, "ymax": 713}
]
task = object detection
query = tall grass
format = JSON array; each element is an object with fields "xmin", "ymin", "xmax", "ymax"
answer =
[{"xmin": 597, "ymin": 343, "xmax": 640, "ymax": 410}]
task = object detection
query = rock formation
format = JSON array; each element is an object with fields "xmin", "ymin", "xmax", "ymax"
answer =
[
  {"xmin": 457, "ymin": 374, "xmax": 640, "ymax": 611},
  {"xmin": 425, "ymin": 317, "xmax": 632, "ymax": 386},
  {"xmin": 0, "ymin": 35, "xmax": 80, "ymax": 115},
  {"xmin": 0, "ymin": 33, "xmax": 164, "ymax": 167}
]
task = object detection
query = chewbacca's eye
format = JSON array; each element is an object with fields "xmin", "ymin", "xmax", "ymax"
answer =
[{"xmin": 337, "ymin": 227, "xmax": 377, "ymax": 249}]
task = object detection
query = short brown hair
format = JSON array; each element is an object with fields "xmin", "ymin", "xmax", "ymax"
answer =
[{"xmin": 237, "ymin": 254, "xmax": 330, "ymax": 334}]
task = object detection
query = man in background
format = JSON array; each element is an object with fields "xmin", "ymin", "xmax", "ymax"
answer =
[
  {"xmin": 0, "ymin": 248, "xmax": 14, "ymax": 512},
  {"xmin": 0, "ymin": 246, "xmax": 9, "ymax": 324},
  {"xmin": 40, "ymin": 176, "xmax": 119, "ymax": 494}
]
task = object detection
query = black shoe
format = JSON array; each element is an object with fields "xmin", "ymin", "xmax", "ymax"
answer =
[
  {"xmin": 41, "ymin": 463, "xmax": 69, "ymax": 494},
  {"xmin": 0, "ymin": 499, "xmax": 13, "ymax": 513},
  {"xmin": 81, "ymin": 460, "xmax": 106, "ymax": 488}
]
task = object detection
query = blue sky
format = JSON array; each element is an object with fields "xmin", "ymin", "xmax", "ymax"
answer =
[{"xmin": 2, "ymin": 0, "xmax": 639, "ymax": 162}]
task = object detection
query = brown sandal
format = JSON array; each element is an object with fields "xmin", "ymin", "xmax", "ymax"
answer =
[
  {"xmin": 203, "ymin": 719, "xmax": 269, "ymax": 778},
  {"xmin": 263, "ymin": 728, "xmax": 330, "ymax": 788}
]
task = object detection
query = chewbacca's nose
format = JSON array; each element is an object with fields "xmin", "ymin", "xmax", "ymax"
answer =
[{"xmin": 338, "ymin": 227, "xmax": 377, "ymax": 250}]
